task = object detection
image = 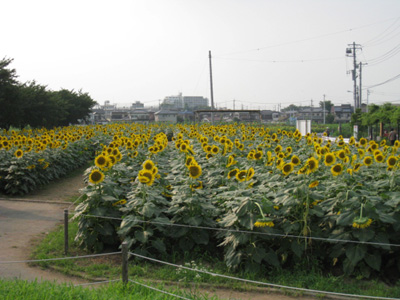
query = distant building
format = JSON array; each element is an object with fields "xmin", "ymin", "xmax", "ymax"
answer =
[
  {"xmin": 331, "ymin": 104, "xmax": 354, "ymax": 123},
  {"xmin": 296, "ymin": 107, "xmax": 329, "ymax": 124},
  {"xmin": 154, "ymin": 109, "xmax": 178, "ymax": 122},
  {"xmin": 260, "ymin": 110, "xmax": 280, "ymax": 123},
  {"xmin": 131, "ymin": 101, "xmax": 144, "ymax": 110},
  {"xmin": 183, "ymin": 96, "xmax": 209, "ymax": 110},
  {"xmin": 162, "ymin": 93, "xmax": 184, "ymax": 109}
]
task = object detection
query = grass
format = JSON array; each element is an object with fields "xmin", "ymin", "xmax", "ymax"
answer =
[
  {"xmin": 0, "ymin": 279, "xmax": 216, "ymax": 300},
  {"xmin": 30, "ymin": 218, "xmax": 400, "ymax": 299}
]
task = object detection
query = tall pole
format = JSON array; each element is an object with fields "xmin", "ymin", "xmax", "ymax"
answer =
[
  {"xmin": 359, "ymin": 62, "xmax": 362, "ymax": 109},
  {"xmin": 323, "ymin": 94, "xmax": 326, "ymax": 124},
  {"xmin": 209, "ymin": 50, "xmax": 214, "ymax": 124},
  {"xmin": 352, "ymin": 42, "xmax": 357, "ymax": 109},
  {"xmin": 209, "ymin": 51, "xmax": 214, "ymax": 110}
]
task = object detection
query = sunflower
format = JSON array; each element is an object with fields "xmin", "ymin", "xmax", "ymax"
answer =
[
  {"xmin": 138, "ymin": 170, "xmax": 154, "ymax": 185},
  {"xmin": 274, "ymin": 145, "xmax": 282, "ymax": 154},
  {"xmin": 206, "ymin": 153, "xmax": 213, "ymax": 159},
  {"xmin": 14, "ymin": 149, "xmax": 23, "ymax": 158},
  {"xmin": 336, "ymin": 150, "xmax": 346, "ymax": 160},
  {"xmin": 309, "ymin": 180, "xmax": 319, "ymax": 188},
  {"xmin": 211, "ymin": 145, "xmax": 220, "ymax": 155},
  {"xmin": 374, "ymin": 153, "xmax": 385, "ymax": 163},
  {"xmin": 359, "ymin": 138, "xmax": 367, "ymax": 147},
  {"xmin": 306, "ymin": 157, "xmax": 319, "ymax": 173},
  {"xmin": 290, "ymin": 155, "xmax": 300, "ymax": 166},
  {"xmin": 386, "ymin": 156, "xmax": 397, "ymax": 168},
  {"xmin": 236, "ymin": 170, "xmax": 247, "ymax": 182},
  {"xmin": 354, "ymin": 163, "xmax": 362, "ymax": 172},
  {"xmin": 254, "ymin": 218, "xmax": 274, "ymax": 228},
  {"xmin": 180, "ymin": 143, "xmax": 188, "ymax": 152},
  {"xmin": 188, "ymin": 164, "xmax": 202, "ymax": 179},
  {"xmin": 228, "ymin": 168, "xmax": 239, "ymax": 179},
  {"xmin": 190, "ymin": 181, "xmax": 203, "ymax": 190},
  {"xmin": 331, "ymin": 164, "xmax": 343, "ymax": 176},
  {"xmin": 254, "ymin": 151, "xmax": 263, "ymax": 160},
  {"xmin": 352, "ymin": 217, "xmax": 372, "ymax": 229},
  {"xmin": 185, "ymin": 156, "xmax": 195, "ymax": 167},
  {"xmin": 246, "ymin": 167, "xmax": 255, "ymax": 180},
  {"xmin": 108, "ymin": 155, "xmax": 117, "ymax": 166},
  {"xmin": 357, "ymin": 148, "xmax": 365, "ymax": 158},
  {"xmin": 89, "ymin": 169, "xmax": 105, "ymax": 184},
  {"xmin": 281, "ymin": 163, "xmax": 294, "ymax": 176},
  {"xmin": 363, "ymin": 156, "xmax": 373, "ymax": 166},
  {"xmin": 94, "ymin": 154, "xmax": 108, "ymax": 168},
  {"xmin": 143, "ymin": 159, "xmax": 155, "ymax": 171},
  {"xmin": 324, "ymin": 153, "xmax": 336, "ymax": 166}
]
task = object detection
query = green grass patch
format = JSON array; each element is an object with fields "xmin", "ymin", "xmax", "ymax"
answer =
[
  {"xmin": 0, "ymin": 279, "xmax": 216, "ymax": 300},
  {"xmin": 31, "ymin": 219, "xmax": 400, "ymax": 299}
]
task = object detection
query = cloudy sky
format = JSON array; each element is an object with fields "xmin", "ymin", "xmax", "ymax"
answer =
[{"xmin": 2, "ymin": 0, "xmax": 400, "ymax": 110}]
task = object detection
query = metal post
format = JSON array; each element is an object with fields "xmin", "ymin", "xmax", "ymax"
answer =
[
  {"xmin": 122, "ymin": 241, "xmax": 128, "ymax": 284},
  {"xmin": 64, "ymin": 209, "xmax": 68, "ymax": 255}
]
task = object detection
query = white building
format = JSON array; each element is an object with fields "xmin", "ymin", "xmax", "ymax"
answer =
[
  {"xmin": 163, "ymin": 93, "xmax": 184, "ymax": 109},
  {"xmin": 183, "ymin": 96, "xmax": 209, "ymax": 110}
]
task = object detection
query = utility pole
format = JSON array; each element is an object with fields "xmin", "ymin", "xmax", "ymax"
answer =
[
  {"xmin": 233, "ymin": 99, "xmax": 235, "ymax": 110},
  {"xmin": 209, "ymin": 50, "xmax": 214, "ymax": 123},
  {"xmin": 310, "ymin": 99, "xmax": 313, "ymax": 122},
  {"xmin": 346, "ymin": 42, "xmax": 362, "ymax": 109},
  {"xmin": 323, "ymin": 94, "xmax": 326, "ymax": 124}
]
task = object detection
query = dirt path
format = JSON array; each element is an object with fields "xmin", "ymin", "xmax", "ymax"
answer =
[
  {"xmin": 0, "ymin": 171, "xmax": 319, "ymax": 299},
  {"xmin": 0, "ymin": 171, "xmax": 86, "ymax": 284}
]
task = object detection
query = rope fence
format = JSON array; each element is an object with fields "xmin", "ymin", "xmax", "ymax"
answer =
[
  {"xmin": 70, "ymin": 212, "xmax": 400, "ymax": 248},
  {"xmin": 128, "ymin": 251, "xmax": 399, "ymax": 300},
  {"xmin": 2, "ymin": 207, "xmax": 397, "ymax": 299}
]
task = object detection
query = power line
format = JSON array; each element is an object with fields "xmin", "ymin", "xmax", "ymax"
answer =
[
  {"xmin": 213, "ymin": 56, "xmax": 344, "ymax": 64},
  {"xmin": 217, "ymin": 17, "xmax": 400, "ymax": 57},
  {"xmin": 363, "ymin": 17, "xmax": 400, "ymax": 47},
  {"xmin": 365, "ymin": 72, "xmax": 400, "ymax": 89}
]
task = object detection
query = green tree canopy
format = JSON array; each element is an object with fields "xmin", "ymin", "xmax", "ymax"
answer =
[{"xmin": 0, "ymin": 57, "xmax": 97, "ymax": 129}]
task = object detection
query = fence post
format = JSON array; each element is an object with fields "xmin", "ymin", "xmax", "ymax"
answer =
[
  {"xmin": 122, "ymin": 241, "xmax": 128, "ymax": 284},
  {"xmin": 64, "ymin": 209, "xmax": 68, "ymax": 255}
]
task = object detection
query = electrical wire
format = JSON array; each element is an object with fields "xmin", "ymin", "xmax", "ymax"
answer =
[
  {"xmin": 213, "ymin": 56, "xmax": 344, "ymax": 64},
  {"xmin": 217, "ymin": 17, "xmax": 400, "ymax": 57},
  {"xmin": 365, "ymin": 72, "xmax": 400, "ymax": 88},
  {"xmin": 363, "ymin": 17, "xmax": 400, "ymax": 47}
]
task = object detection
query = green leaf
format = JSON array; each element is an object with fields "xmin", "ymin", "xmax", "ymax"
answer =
[
  {"xmin": 352, "ymin": 228, "xmax": 374, "ymax": 242},
  {"xmin": 135, "ymin": 229, "xmax": 153, "ymax": 243},
  {"xmin": 346, "ymin": 244, "xmax": 367, "ymax": 265},
  {"xmin": 336, "ymin": 211, "xmax": 355, "ymax": 226},
  {"xmin": 152, "ymin": 239, "xmax": 167, "ymax": 254},
  {"xmin": 364, "ymin": 252, "xmax": 381, "ymax": 271},
  {"xmin": 193, "ymin": 230, "xmax": 209, "ymax": 245},
  {"xmin": 264, "ymin": 250, "xmax": 280, "ymax": 267},
  {"xmin": 252, "ymin": 247, "xmax": 266, "ymax": 264},
  {"xmin": 291, "ymin": 240, "xmax": 303, "ymax": 258},
  {"xmin": 379, "ymin": 212, "xmax": 397, "ymax": 224}
]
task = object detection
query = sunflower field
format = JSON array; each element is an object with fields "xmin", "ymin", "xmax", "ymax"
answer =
[
  {"xmin": 0, "ymin": 126, "xmax": 108, "ymax": 195},
  {"xmin": 64, "ymin": 122, "xmax": 399, "ymax": 278}
]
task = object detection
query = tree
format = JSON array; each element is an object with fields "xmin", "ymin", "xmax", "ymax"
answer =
[
  {"xmin": 319, "ymin": 100, "xmax": 333, "ymax": 113},
  {"xmin": 55, "ymin": 89, "xmax": 97, "ymax": 126},
  {"xmin": 0, "ymin": 57, "xmax": 23, "ymax": 129},
  {"xmin": 281, "ymin": 104, "xmax": 300, "ymax": 112},
  {"xmin": 19, "ymin": 81, "xmax": 66, "ymax": 128}
]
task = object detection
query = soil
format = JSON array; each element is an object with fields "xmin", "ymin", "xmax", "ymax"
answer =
[{"xmin": 0, "ymin": 171, "xmax": 317, "ymax": 300}]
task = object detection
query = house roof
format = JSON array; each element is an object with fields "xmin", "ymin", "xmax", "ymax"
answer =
[{"xmin": 154, "ymin": 110, "xmax": 178, "ymax": 115}]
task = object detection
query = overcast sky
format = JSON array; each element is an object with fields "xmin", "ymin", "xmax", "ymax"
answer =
[{"xmin": 2, "ymin": 0, "xmax": 400, "ymax": 110}]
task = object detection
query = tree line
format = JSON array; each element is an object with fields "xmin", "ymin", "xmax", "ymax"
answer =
[
  {"xmin": 0, "ymin": 57, "xmax": 97, "ymax": 129},
  {"xmin": 351, "ymin": 103, "xmax": 400, "ymax": 138}
]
